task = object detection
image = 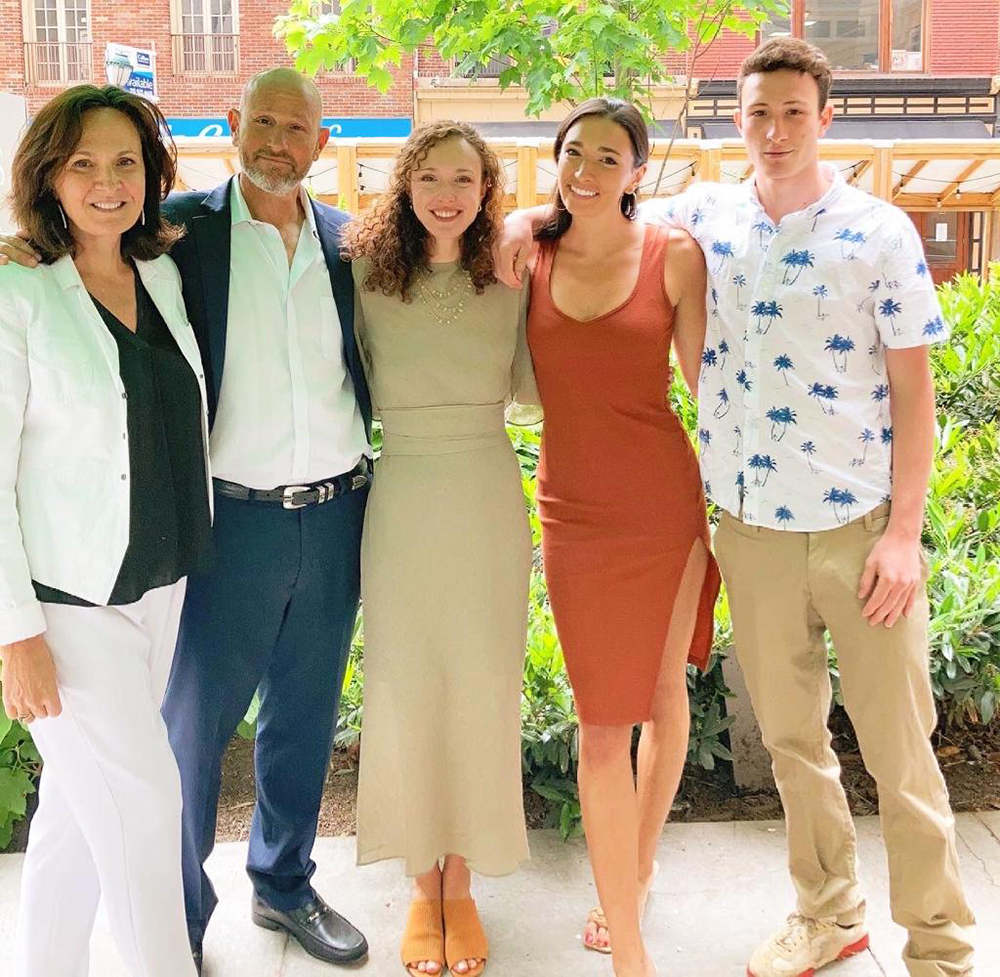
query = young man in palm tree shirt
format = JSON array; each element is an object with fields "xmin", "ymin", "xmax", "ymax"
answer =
[
  {"xmin": 501, "ymin": 35, "xmax": 974, "ymax": 977},
  {"xmin": 647, "ymin": 39, "xmax": 975, "ymax": 977}
]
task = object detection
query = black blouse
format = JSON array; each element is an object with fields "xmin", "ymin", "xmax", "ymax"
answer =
[{"xmin": 34, "ymin": 268, "xmax": 212, "ymax": 607}]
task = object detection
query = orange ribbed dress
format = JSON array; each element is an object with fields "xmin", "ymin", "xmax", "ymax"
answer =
[{"xmin": 528, "ymin": 224, "xmax": 721, "ymax": 725}]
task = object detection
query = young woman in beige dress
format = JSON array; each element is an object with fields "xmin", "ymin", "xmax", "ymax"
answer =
[{"xmin": 342, "ymin": 121, "xmax": 538, "ymax": 977}]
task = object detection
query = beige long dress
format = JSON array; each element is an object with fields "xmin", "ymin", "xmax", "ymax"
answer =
[{"xmin": 353, "ymin": 257, "xmax": 538, "ymax": 877}]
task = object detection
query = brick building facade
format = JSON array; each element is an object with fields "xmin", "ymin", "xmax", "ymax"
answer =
[{"xmin": 2, "ymin": 1, "xmax": 998, "ymax": 126}]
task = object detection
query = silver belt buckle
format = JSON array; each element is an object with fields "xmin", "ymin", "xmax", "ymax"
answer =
[
  {"xmin": 281, "ymin": 485, "xmax": 310, "ymax": 509},
  {"xmin": 351, "ymin": 473, "xmax": 368, "ymax": 490}
]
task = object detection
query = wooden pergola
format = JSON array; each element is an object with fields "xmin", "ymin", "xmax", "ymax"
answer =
[{"xmin": 174, "ymin": 136, "xmax": 1000, "ymax": 267}]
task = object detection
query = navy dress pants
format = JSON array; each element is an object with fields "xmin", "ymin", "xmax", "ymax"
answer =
[{"xmin": 161, "ymin": 484, "xmax": 367, "ymax": 947}]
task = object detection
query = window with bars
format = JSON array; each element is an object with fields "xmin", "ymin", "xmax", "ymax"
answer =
[
  {"xmin": 25, "ymin": 0, "xmax": 91, "ymax": 85},
  {"xmin": 761, "ymin": 0, "xmax": 925, "ymax": 72},
  {"xmin": 172, "ymin": 0, "xmax": 238, "ymax": 76}
]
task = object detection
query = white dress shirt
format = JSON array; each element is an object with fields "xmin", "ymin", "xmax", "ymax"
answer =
[
  {"xmin": 0, "ymin": 255, "xmax": 211, "ymax": 644},
  {"xmin": 209, "ymin": 177, "xmax": 368, "ymax": 489},
  {"xmin": 643, "ymin": 165, "xmax": 946, "ymax": 531}
]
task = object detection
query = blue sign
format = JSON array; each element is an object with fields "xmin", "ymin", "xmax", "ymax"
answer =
[{"xmin": 166, "ymin": 117, "xmax": 412, "ymax": 138}]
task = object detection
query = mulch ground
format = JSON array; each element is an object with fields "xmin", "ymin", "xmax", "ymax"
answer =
[
  {"xmin": 10, "ymin": 708, "xmax": 997, "ymax": 853},
  {"xmin": 213, "ymin": 707, "xmax": 1000, "ymax": 842}
]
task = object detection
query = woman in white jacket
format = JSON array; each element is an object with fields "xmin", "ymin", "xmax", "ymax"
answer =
[{"xmin": 0, "ymin": 85, "xmax": 210, "ymax": 977}]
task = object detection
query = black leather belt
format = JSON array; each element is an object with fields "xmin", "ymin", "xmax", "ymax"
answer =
[{"xmin": 213, "ymin": 457, "xmax": 371, "ymax": 510}]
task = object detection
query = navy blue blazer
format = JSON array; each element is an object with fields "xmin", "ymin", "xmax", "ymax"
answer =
[{"xmin": 163, "ymin": 178, "xmax": 372, "ymax": 443}]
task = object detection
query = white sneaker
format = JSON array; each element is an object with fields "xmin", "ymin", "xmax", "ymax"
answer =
[{"xmin": 747, "ymin": 913, "xmax": 869, "ymax": 977}]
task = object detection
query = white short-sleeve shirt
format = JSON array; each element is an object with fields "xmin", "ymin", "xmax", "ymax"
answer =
[{"xmin": 643, "ymin": 164, "xmax": 946, "ymax": 531}]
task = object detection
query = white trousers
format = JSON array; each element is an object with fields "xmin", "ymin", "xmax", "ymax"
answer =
[{"xmin": 14, "ymin": 580, "xmax": 197, "ymax": 977}]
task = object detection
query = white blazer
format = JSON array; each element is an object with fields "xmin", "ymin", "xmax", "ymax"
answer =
[{"xmin": 0, "ymin": 253, "xmax": 212, "ymax": 645}]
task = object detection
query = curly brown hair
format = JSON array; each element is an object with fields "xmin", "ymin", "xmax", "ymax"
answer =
[
  {"xmin": 342, "ymin": 121, "xmax": 504, "ymax": 300},
  {"xmin": 10, "ymin": 84, "xmax": 182, "ymax": 264}
]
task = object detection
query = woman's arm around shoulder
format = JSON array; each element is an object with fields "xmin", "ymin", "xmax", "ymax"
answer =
[{"xmin": 662, "ymin": 227, "xmax": 707, "ymax": 396}]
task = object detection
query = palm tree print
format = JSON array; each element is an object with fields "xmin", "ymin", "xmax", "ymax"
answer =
[
  {"xmin": 735, "ymin": 469, "xmax": 745, "ymax": 502},
  {"xmin": 780, "ymin": 249, "xmax": 816, "ymax": 285},
  {"xmin": 710, "ymin": 286, "xmax": 719, "ymax": 317},
  {"xmin": 823, "ymin": 487, "xmax": 859, "ymax": 526},
  {"xmin": 752, "ymin": 219, "xmax": 774, "ymax": 249},
  {"xmin": 718, "ymin": 339, "xmax": 730, "ymax": 368},
  {"xmin": 800, "ymin": 440, "xmax": 817, "ymax": 473},
  {"xmin": 704, "ymin": 480, "xmax": 712, "ymax": 499},
  {"xmin": 773, "ymin": 354, "xmax": 794, "ymax": 386},
  {"xmin": 733, "ymin": 426, "xmax": 742, "ymax": 456},
  {"xmin": 868, "ymin": 336, "xmax": 882, "ymax": 373},
  {"xmin": 813, "ymin": 283, "xmax": 830, "ymax": 319},
  {"xmin": 810, "ymin": 207, "xmax": 826, "ymax": 232},
  {"xmin": 760, "ymin": 300, "xmax": 783, "ymax": 334},
  {"xmin": 775, "ymin": 506, "xmax": 795, "ymax": 526},
  {"xmin": 835, "ymin": 227, "xmax": 866, "ymax": 260},
  {"xmin": 851, "ymin": 428, "xmax": 875, "ymax": 467},
  {"xmin": 872, "ymin": 383, "xmax": 889, "ymax": 420},
  {"xmin": 748, "ymin": 453, "xmax": 778, "ymax": 487},
  {"xmin": 736, "ymin": 368, "xmax": 753, "ymax": 403},
  {"xmin": 878, "ymin": 297, "xmax": 903, "ymax": 336},
  {"xmin": 700, "ymin": 347, "xmax": 717, "ymax": 381},
  {"xmin": 916, "ymin": 260, "xmax": 929, "ymax": 277},
  {"xmin": 807, "ymin": 382, "xmax": 839, "ymax": 415},
  {"xmin": 691, "ymin": 208, "xmax": 705, "ymax": 226},
  {"xmin": 881, "ymin": 426, "xmax": 893, "ymax": 445},
  {"xmin": 765, "ymin": 406, "xmax": 797, "ymax": 442},
  {"xmin": 732, "ymin": 276, "xmax": 747, "ymax": 310},
  {"xmin": 923, "ymin": 315, "xmax": 945, "ymax": 337},
  {"xmin": 711, "ymin": 240, "xmax": 734, "ymax": 273},
  {"xmin": 751, "ymin": 301, "xmax": 768, "ymax": 333},
  {"xmin": 714, "ymin": 388, "xmax": 730, "ymax": 419},
  {"xmin": 857, "ymin": 279, "xmax": 880, "ymax": 313},
  {"xmin": 698, "ymin": 428, "xmax": 712, "ymax": 452},
  {"xmin": 824, "ymin": 334, "xmax": 856, "ymax": 373}
]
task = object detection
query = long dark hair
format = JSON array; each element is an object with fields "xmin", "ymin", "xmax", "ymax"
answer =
[
  {"xmin": 342, "ymin": 120, "xmax": 505, "ymax": 300},
  {"xmin": 10, "ymin": 84, "xmax": 182, "ymax": 264},
  {"xmin": 536, "ymin": 97, "xmax": 650, "ymax": 242}
]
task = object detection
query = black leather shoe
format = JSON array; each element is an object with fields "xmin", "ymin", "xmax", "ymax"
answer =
[
  {"xmin": 191, "ymin": 942, "xmax": 203, "ymax": 976},
  {"xmin": 251, "ymin": 893, "xmax": 369, "ymax": 965}
]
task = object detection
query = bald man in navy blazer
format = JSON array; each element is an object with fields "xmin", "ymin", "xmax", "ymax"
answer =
[{"xmin": 160, "ymin": 68, "xmax": 372, "ymax": 974}]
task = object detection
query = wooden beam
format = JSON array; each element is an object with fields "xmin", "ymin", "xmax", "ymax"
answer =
[
  {"xmin": 990, "ymin": 185, "xmax": 1000, "ymax": 207},
  {"xmin": 892, "ymin": 159, "xmax": 928, "ymax": 199},
  {"xmin": 848, "ymin": 158, "xmax": 874, "ymax": 186},
  {"xmin": 939, "ymin": 159, "xmax": 987, "ymax": 204},
  {"xmin": 335, "ymin": 141, "xmax": 359, "ymax": 213},
  {"xmin": 871, "ymin": 142, "xmax": 894, "ymax": 201},
  {"xmin": 698, "ymin": 143, "xmax": 722, "ymax": 183},
  {"xmin": 516, "ymin": 141, "xmax": 538, "ymax": 209}
]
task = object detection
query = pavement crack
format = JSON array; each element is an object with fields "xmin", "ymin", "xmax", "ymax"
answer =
[
  {"xmin": 865, "ymin": 946, "xmax": 889, "ymax": 976},
  {"xmin": 955, "ymin": 823, "xmax": 1000, "ymax": 889}
]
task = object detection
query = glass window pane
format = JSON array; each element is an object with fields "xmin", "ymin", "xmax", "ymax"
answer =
[
  {"xmin": 891, "ymin": 0, "xmax": 922, "ymax": 71},
  {"xmin": 923, "ymin": 213, "xmax": 958, "ymax": 263},
  {"xmin": 760, "ymin": 14, "xmax": 792, "ymax": 43},
  {"xmin": 805, "ymin": 0, "xmax": 880, "ymax": 71}
]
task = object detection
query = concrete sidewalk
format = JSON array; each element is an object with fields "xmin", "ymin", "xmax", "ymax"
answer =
[{"xmin": 1, "ymin": 814, "xmax": 997, "ymax": 976}]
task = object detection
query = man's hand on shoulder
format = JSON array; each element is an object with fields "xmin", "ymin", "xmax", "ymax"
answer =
[{"xmin": 0, "ymin": 232, "xmax": 40, "ymax": 268}]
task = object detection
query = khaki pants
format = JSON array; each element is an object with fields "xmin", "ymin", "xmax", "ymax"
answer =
[{"xmin": 714, "ymin": 507, "xmax": 975, "ymax": 976}]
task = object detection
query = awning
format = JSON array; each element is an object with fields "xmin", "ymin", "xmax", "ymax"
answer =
[{"xmin": 700, "ymin": 118, "xmax": 993, "ymax": 140}]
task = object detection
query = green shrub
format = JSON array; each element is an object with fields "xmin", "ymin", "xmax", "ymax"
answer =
[{"xmin": 5, "ymin": 270, "xmax": 998, "ymax": 849}]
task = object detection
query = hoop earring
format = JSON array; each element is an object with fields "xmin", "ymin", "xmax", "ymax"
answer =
[
  {"xmin": 140, "ymin": 207, "xmax": 146, "ymax": 227},
  {"xmin": 58, "ymin": 203, "xmax": 68, "ymax": 229},
  {"xmin": 621, "ymin": 190, "xmax": 638, "ymax": 221}
]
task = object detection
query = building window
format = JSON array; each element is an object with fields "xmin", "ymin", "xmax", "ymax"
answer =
[
  {"xmin": 24, "ymin": 0, "xmax": 92, "ymax": 86},
  {"xmin": 314, "ymin": 1, "xmax": 354, "ymax": 73},
  {"xmin": 172, "ymin": 0, "xmax": 238, "ymax": 76},
  {"xmin": 762, "ymin": 0, "xmax": 925, "ymax": 72}
]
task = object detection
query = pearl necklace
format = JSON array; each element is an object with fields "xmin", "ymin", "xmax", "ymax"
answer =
[{"xmin": 416, "ymin": 269, "xmax": 473, "ymax": 326}]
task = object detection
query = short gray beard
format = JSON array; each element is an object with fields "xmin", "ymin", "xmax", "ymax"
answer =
[{"xmin": 240, "ymin": 154, "xmax": 307, "ymax": 196}]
